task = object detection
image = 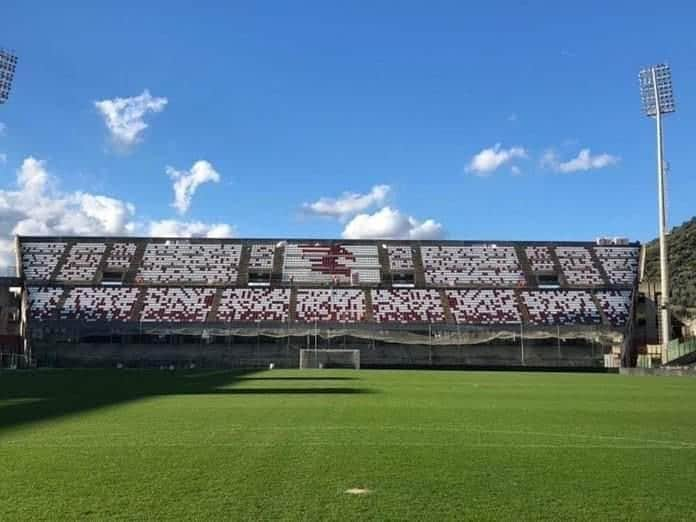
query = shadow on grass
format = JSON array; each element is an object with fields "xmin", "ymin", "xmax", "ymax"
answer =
[
  {"xmin": 209, "ymin": 387, "xmax": 368, "ymax": 395},
  {"xmin": 236, "ymin": 376, "xmax": 357, "ymax": 382},
  {"xmin": 0, "ymin": 369, "xmax": 372, "ymax": 435}
]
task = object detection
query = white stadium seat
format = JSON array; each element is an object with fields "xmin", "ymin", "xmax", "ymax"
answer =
[
  {"xmin": 217, "ymin": 288, "xmax": 289, "ymax": 321},
  {"xmin": 283, "ymin": 244, "xmax": 380, "ymax": 284},
  {"xmin": 447, "ymin": 289, "xmax": 520, "ymax": 324},
  {"xmin": 137, "ymin": 243, "xmax": 241, "ymax": 284},
  {"xmin": 421, "ymin": 245, "xmax": 525, "ymax": 286},
  {"xmin": 296, "ymin": 289, "xmax": 366, "ymax": 323},
  {"xmin": 21, "ymin": 239, "xmax": 640, "ymax": 329},
  {"xmin": 372, "ymin": 289, "xmax": 445, "ymax": 323},
  {"xmin": 522, "ymin": 290, "xmax": 601, "ymax": 325}
]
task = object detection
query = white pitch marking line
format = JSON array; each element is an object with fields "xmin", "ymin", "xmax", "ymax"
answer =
[{"xmin": 345, "ymin": 488, "xmax": 371, "ymax": 495}]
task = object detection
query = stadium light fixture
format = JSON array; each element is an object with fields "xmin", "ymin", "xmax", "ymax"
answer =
[
  {"xmin": 0, "ymin": 48, "xmax": 18, "ymax": 104},
  {"xmin": 639, "ymin": 63, "xmax": 675, "ymax": 361}
]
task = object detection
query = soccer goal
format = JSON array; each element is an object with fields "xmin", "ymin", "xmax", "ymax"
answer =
[{"xmin": 299, "ymin": 349, "xmax": 360, "ymax": 369}]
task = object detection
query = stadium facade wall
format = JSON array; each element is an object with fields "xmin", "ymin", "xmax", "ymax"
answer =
[{"xmin": 31, "ymin": 339, "xmax": 605, "ymax": 369}]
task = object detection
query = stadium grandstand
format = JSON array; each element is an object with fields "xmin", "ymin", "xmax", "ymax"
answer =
[{"xmin": 0, "ymin": 235, "xmax": 640, "ymax": 369}]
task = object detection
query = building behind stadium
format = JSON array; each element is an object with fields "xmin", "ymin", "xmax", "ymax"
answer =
[{"xmin": 0, "ymin": 235, "xmax": 657, "ymax": 369}]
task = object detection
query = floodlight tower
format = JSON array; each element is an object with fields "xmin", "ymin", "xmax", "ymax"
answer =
[
  {"xmin": 0, "ymin": 48, "xmax": 19, "ymax": 104},
  {"xmin": 639, "ymin": 64, "xmax": 675, "ymax": 360}
]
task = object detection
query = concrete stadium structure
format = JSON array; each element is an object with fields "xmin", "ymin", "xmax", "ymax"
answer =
[{"xmin": 4, "ymin": 236, "xmax": 641, "ymax": 369}]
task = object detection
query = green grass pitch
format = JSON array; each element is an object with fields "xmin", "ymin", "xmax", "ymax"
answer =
[{"xmin": 1, "ymin": 369, "xmax": 695, "ymax": 520}]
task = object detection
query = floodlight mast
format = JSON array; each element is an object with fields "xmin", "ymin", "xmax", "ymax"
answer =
[
  {"xmin": 639, "ymin": 64, "xmax": 674, "ymax": 361},
  {"xmin": 0, "ymin": 48, "xmax": 18, "ymax": 105}
]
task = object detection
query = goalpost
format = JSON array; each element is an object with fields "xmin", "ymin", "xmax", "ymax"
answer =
[{"xmin": 299, "ymin": 349, "xmax": 360, "ymax": 369}]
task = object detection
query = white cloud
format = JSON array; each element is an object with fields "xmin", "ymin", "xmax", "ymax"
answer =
[
  {"xmin": 558, "ymin": 149, "xmax": 620, "ymax": 173},
  {"xmin": 0, "ymin": 157, "xmax": 137, "ymax": 247},
  {"xmin": 0, "ymin": 157, "xmax": 237, "ymax": 268},
  {"xmin": 75, "ymin": 194, "xmax": 136, "ymax": 235},
  {"xmin": 342, "ymin": 206, "xmax": 443, "ymax": 240},
  {"xmin": 16, "ymin": 157, "xmax": 49, "ymax": 193},
  {"xmin": 539, "ymin": 149, "xmax": 559, "ymax": 170},
  {"xmin": 303, "ymin": 185, "xmax": 443, "ymax": 239},
  {"xmin": 541, "ymin": 148, "xmax": 620, "ymax": 173},
  {"xmin": 0, "ymin": 239, "xmax": 15, "ymax": 270},
  {"xmin": 167, "ymin": 160, "xmax": 221, "ymax": 215},
  {"xmin": 0, "ymin": 123, "xmax": 6, "ymax": 165},
  {"xmin": 147, "ymin": 219, "xmax": 236, "ymax": 238},
  {"xmin": 94, "ymin": 90, "xmax": 168, "ymax": 148},
  {"xmin": 303, "ymin": 184, "xmax": 390, "ymax": 220},
  {"xmin": 511, "ymin": 165, "xmax": 521, "ymax": 176},
  {"xmin": 466, "ymin": 143, "xmax": 527, "ymax": 175}
]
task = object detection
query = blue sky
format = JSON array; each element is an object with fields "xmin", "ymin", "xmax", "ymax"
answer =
[{"xmin": 1, "ymin": 1, "xmax": 695, "ymax": 260}]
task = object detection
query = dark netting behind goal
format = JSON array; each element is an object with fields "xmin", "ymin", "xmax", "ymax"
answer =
[{"xmin": 299, "ymin": 349, "xmax": 360, "ymax": 369}]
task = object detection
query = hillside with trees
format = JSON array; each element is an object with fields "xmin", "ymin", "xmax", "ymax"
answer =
[{"xmin": 644, "ymin": 216, "xmax": 696, "ymax": 309}]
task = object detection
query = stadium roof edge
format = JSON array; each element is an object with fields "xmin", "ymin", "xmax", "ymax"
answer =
[{"xmin": 14, "ymin": 235, "xmax": 641, "ymax": 247}]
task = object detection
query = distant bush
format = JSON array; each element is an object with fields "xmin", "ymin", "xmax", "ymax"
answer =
[{"xmin": 645, "ymin": 216, "xmax": 696, "ymax": 307}]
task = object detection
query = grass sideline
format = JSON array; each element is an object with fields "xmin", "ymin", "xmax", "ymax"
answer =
[{"xmin": 1, "ymin": 369, "xmax": 695, "ymax": 520}]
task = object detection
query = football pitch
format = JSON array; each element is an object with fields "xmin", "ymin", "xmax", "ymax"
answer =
[{"xmin": 1, "ymin": 369, "xmax": 695, "ymax": 520}]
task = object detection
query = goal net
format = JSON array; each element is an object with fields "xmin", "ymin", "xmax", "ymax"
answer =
[{"xmin": 299, "ymin": 349, "xmax": 360, "ymax": 369}]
